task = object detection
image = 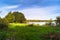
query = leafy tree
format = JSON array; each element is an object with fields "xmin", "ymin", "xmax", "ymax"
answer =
[
  {"xmin": 12, "ymin": 12, "xmax": 26, "ymax": 23},
  {"xmin": 0, "ymin": 17, "xmax": 8, "ymax": 29},
  {"xmin": 45, "ymin": 19, "xmax": 52, "ymax": 26},
  {"xmin": 0, "ymin": 17, "xmax": 2, "ymax": 22},
  {"xmin": 5, "ymin": 12, "xmax": 15, "ymax": 23},
  {"xmin": 5, "ymin": 11, "xmax": 26, "ymax": 23},
  {"xmin": 56, "ymin": 16, "xmax": 60, "ymax": 27}
]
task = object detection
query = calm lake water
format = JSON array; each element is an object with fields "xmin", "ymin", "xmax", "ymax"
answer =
[
  {"xmin": 27, "ymin": 22, "xmax": 56, "ymax": 25},
  {"xmin": 27, "ymin": 22, "xmax": 46, "ymax": 25}
]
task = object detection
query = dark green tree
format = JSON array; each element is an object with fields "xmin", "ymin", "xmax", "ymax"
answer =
[
  {"xmin": 5, "ymin": 12, "xmax": 15, "ymax": 23},
  {"xmin": 12, "ymin": 12, "xmax": 26, "ymax": 23},
  {"xmin": 0, "ymin": 17, "xmax": 8, "ymax": 29},
  {"xmin": 0, "ymin": 17, "xmax": 2, "ymax": 23},
  {"xmin": 45, "ymin": 19, "xmax": 52, "ymax": 26},
  {"xmin": 5, "ymin": 11, "xmax": 26, "ymax": 23},
  {"xmin": 56, "ymin": 16, "xmax": 60, "ymax": 27}
]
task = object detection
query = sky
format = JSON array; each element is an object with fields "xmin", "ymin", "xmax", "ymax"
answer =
[{"xmin": 0, "ymin": 0, "xmax": 60, "ymax": 20}]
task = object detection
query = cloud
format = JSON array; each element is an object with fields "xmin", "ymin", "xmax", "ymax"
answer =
[
  {"xmin": 16, "ymin": 6, "xmax": 60, "ymax": 20},
  {"xmin": 0, "ymin": 5, "xmax": 19, "ymax": 18},
  {"xmin": 5, "ymin": 5, "xmax": 19, "ymax": 9},
  {"xmin": 1, "ymin": 5, "xmax": 19, "ymax": 10},
  {"xmin": 0, "ymin": 5, "xmax": 60, "ymax": 20}
]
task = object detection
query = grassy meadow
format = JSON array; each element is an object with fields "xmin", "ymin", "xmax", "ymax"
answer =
[{"xmin": 0, "ymin": 23, "xmax": 60, "ymax": 40}]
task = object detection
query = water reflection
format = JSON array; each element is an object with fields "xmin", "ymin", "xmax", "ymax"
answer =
[{"xmin": 27, "ymin": 22, "xmax": 56, "ymax": 25}]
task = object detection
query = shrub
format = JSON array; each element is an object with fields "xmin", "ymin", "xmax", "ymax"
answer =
[
  {"xmin": 0, "ymin": 18, "xmax": 8, "ymax": 29},
  {"xmin": 27, "ymin": 24, "xmax": 34, "ymax": 27},
  {"xmin": 43, "ymin": 32, "xmax": 60, "ymax": 40},
  {"xmin": 56, "ymin": 16, "xmax": 60, "ymax": 27}
]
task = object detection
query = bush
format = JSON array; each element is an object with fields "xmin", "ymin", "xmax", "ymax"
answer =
[
  {"xmin": 56, "ymin": 16, "xmax": 60, "ymax": 27},
  {"xmin": 27, "ymin": 24, "xmax": 34, "ymax": 27},
  {"xmin": 0, "ymin": 18, "xmax": 8, "ymax": 29},
  {"xmin": 43, "ymin": 32, "xmax": 60, "ymax": 40}
]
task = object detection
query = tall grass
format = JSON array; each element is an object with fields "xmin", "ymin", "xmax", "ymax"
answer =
[{"xmin": 0, "ymin": 23, "xmax": 60, "ymax": 40}]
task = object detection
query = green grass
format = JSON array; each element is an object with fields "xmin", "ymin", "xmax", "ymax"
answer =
[
  {"xmin": 9, "ymin": 23, "xmax": 28, "ymax": 28},
  {"xmin": 0, "ymin": 23, "xmax": 60, "ymax": 40}
]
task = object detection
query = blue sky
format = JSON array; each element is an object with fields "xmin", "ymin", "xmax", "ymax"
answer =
[{"xmin": 0, "ymin": 0, "xmax": 60, "ymax": 20}]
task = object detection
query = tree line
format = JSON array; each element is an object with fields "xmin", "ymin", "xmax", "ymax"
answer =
[
  {"xmin": 0, "ymin": 11, "xmax": 26, "ymax": 29},
  {"xmin": 0, "ymin": 11, "xmax": 60, "ymax": 29}
]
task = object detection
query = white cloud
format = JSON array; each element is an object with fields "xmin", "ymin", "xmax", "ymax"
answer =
[
  {"xmin": 0, "ymin": 5, "xmax": 19, "ymax": 11},
  {"xmin": 18, "ymin": 6, "xmax": 60, "ymax": 20},
  {"xmin": 0, "ymin": 5, "xmax": 60, "ymax": 25},
  {"xmin": 0, "ymin": 5, "xmax": 19, "ymax": 18},
  {"xmin": 0, "ymin": 5, "xmax": 60, "ymax": 20},
  {"xmin": 5, "ymin": 5, "xmax": 19, "ymax": 9}
]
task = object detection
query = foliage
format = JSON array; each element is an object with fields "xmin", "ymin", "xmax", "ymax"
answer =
[
  {"xmin": 5, "ymin": 12, "xmax": 15, "ymax": 23},
  {"xmin": 12, "ymin": 12, "xmax": 26, "ymax": 23},
  {"xmin": 43, "ymin": 32, "xmax": 60, "ymax": 40},
  {"xmin": 27, "ymin": 24, "xmax": 34, "ymax": 27},
  {"xmin": 45, "ymin": 19, "xmax": 53, "ymax": 26},
  {"xmin": 1, "ymin": 23, "xmax": 60, "ymax": 40},
  {"xmin": 56, "ymin": 16, "xmax": 60, "ymax": 27},
  {"xmin": 0, "ymin": 18, "xmax": 8, "ymax": 29},
  {"xmin": 5, "ymin": 11, "xmax": 26, "ymax": 23},
  {"xmin": 7, "ymin": 26, "xmax": 53, "ymax": 40}
]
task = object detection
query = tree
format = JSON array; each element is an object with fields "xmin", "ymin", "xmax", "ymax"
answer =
[
  {"xmin": 56, "ymin": 16, "xmax": 60, "ymax": 27},
  {"xmin": 5, "ymin": 11, "xmax": 26, "ymax": 23},
  {"xmin": 12, "ymin": 12, "xmax": 26, "ymax": 23},
  {"xmin": 45, "ymin": 19, "xmax": 52, "ymax": 26},
  {"xmin": 0, "ymin": 17, "xmax": 2, "ymax": 23},
  {"xmin": 5, "ymin": 12, "xmax": 15, "ymax": 23},
  {"xmin": 0, "ymin": 17, "xmax": 8, "ymax": 29}
]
